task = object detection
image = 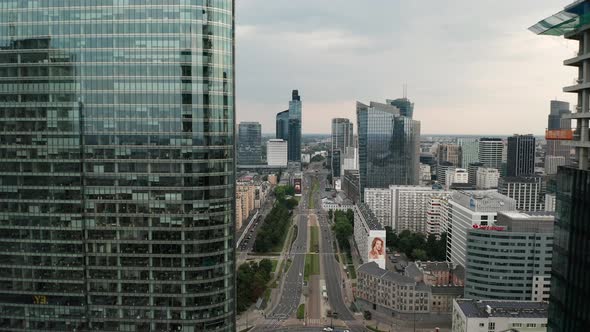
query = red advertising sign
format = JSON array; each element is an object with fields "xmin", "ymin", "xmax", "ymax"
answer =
[{"xmin": 472, "ymin": 224, "xmax": 505, "ymax": 231}]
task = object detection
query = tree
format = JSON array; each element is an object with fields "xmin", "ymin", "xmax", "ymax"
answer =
[
  {"xmin": 411, "ymin": 248, "xmax": 428, "ymax": 261},
  {"xmin": 328, "ymin": 210, "xmax": 333, "ymax": 222},
  {"xmin": 333, "ymin": 219, "xmax": 353, "ymax": 249},
  {"xmin": 284, "ymin": 197, "xmax": 299, "ymax": 210}
]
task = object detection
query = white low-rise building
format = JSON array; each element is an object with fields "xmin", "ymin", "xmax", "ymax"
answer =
[
  {"xmin": 452, "ymin": 299, "xmax": 548, "ymax": 332},
  {"xmin": 445, "ymin": 168, "xmax": 468, "ymax": 189}
]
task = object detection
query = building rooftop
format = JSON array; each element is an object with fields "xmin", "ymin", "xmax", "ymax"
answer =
[
  {"xmin": 431, "ymin": 285, "xmax": 464, "ymax": 295},
  {"xmin": 530, "ymin": 0, "xmax": 590, "ymax": 36},
  {"xmin": 356, "ymin": 203, "xmax": 384, "ymax": 230},
  {"xmin": 358, "ymin": 262, "xmax": 422, "ymax": 286},
  {"xmin": 451, "ymin": 190, "xmax": 516, "ymax": 212},
  {"xmin": 456, "ymin": 299, "xmax": 548, "ymax": 319}
]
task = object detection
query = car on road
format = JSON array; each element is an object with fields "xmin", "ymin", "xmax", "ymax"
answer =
[{"xmin": 322, "ymin": 328, "xmax": 333, "ymax": 332}]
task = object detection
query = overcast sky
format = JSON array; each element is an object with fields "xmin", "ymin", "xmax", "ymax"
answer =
[{"xmin": 236, "ymin": 0, "xmax": 577, "ymax": 135}]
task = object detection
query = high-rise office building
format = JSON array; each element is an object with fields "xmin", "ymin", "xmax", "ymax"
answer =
[
  {"xmin": 464, "ymin": 211, "xmax": 554, "ymax": 301},
  {"xmin": 276, "ymin": 110, "xmax": 289, "ymax": 141},
  {"xmin": 545, "ymin": 155, "xmax": 566, "ymax": 175},
  {"xmin": 546, "ymin": 100, "xmax": 572, "ymax": 164},
  {"xmin": 457, "ymin": 137, "xmax": 479, "ymax": 168},
  {"xmin": 387, "ymin": 97, "xmax": 414, "ymax": 118},
  {"xmin": 498, "ymin": 176, "xmax": 545, "ymax": 212},
  {"xmin": 478, "ymin": 138, "xmax": 504, "ymax": 171},
  {"xmin": 357, "ymin": 100, "xmax": 420, "ymax": 195},
  {"xmin": 437, "ymin": 143, "xmax": 461, "ymax": 166},
  {"xmin": 447, "ymin": 191, "xmax": 516, "ymax": 267},
  {"xmin": 0, "ymin": 2, "xmax": 236, "ymax": 331},
  {"xmin": 238, "ymin": 122, "xmax": 262, "ymax": 165},
  {"xmin": 288, "ymin": 90, "xmax": 302, "ymax": 162},
  {"xmin": 531, "ymin": 4, "xmax": 590, "ymax": 329},
  {"xmin": 476, "ymin": 167, "xmax": 500, "ymax": 189},
  {"xmin": 467, "ymin": 161, "xmax": 485, "ymax": 186},
  {"xmin": 331, "ymin": 118, "xmax": 354, "ymax": 152},
  {"xmin": 267, "ymin": 139, "xmax": 288, "ymax": 167},
  {"xmin": 331, "ymin": 118, "xmax": 354, "ymax": 179},
  {"xmin": 507, "ymin": 134, "xmax": 536, "ymax": 177}
]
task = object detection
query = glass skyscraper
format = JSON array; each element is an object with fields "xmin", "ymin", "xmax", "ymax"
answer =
[
  {"xmin": 287, "ymin": 90, "xmax": 301, "ymax": 162},
  {"xmin": 531, "ymin": 2, "xmax": 590, "ymax": 331},
  {"xmin": 275, "ymin": 109, "xmax": 289, "ymax": 141},
  {"xmin": 237, "ymin": 122, "xmax": 261, "ymax": 165},
  {"xmin": 0, "ymin": 1, "xmax": 235, "ymax": 331},
  {"xmin": 357, "ymin": 100, "xmax": 420, "ymax": 196}
]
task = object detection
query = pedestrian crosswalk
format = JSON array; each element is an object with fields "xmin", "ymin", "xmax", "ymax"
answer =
[{"xmin": 306, "ymin": 318, "xmax": 322, "ymax": 326}]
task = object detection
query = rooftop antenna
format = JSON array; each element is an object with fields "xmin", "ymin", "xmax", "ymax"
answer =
[{"xmin": 403, "ymin": 83, "xmax": 408, "ymax": 99}]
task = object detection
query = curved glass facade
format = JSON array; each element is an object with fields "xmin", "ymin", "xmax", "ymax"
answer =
[{"xmin": 0, "ymin": 1, "xmax": 235, "ymax": 331}]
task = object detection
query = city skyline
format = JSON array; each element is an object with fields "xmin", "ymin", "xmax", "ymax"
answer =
[{"xmin": 237, "ymin": 0, "xmax": 576, "ymax": 135}]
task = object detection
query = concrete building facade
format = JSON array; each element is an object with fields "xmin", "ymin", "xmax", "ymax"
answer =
[
  {"xmin": 498, "ymin": 176, "xmax": 545, "ymax": 212},
  {"xmin": 452, "ymin": 299, "xmax": 548, "ymax": 332},
  {"xmin": 464, "ymin": 211, "xmax": 554, "ymax": 301},
  {"xmin": 267, "ymin": 139, "xmax": 288, "ymax": 167},
  {"xmin": 476, "ymin": 167, "xmax": 500, "ymax": 189},
  {"xmin": 447, "ymin": 191, "xmax": 517, "ymax": 267}
]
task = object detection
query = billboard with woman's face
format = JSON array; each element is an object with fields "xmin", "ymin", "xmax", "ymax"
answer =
[{"xmin": 368, "ymin": 230, "xmax": 386, "ymax": 269}]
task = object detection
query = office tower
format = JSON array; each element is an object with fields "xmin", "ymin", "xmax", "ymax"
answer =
[
  {"xmin": 0, "ymin": 2, "xmax": 236, "ymax": 332},
  {"xmin": 267, "ymin": 139, "xmax": 288, "ymax": 167},
  {"xmin": 341, "ymin": 147, "xmax": 359, "ymax": 175},
  {"xmin": 545, "ymin": 155, "xmax": 566, "ymax": 175},
  {"xmin": 467, "ymin": 162, "xmax": 485, "ymax": 186},
  {"xmin": 531, "ymin": 3, "xmax": 590, "ymax": 330},
  {"xmin": 426, "ymin": 194, "xmax": 451, "ymax": 238},
  {"xmin": 437, "ymin": 143, "xmax": 461, "ymax": 166},
  {"xmin": 420, "ymin": 164, "xmax": 432, "ymax": 185},
  {"xmin": 546, "ymin": 100, "xmax": 572, "ymax": 163},
  {"xmin": 288, "ymin": 90, "xmax": 302, "ymax": 162},
  {"xmin": 507, "ymin": 134, "xmax": 536, "ymax": 177},
  {"xmin": 464, "ymin": 211, "xmax": 554, "ymax": 301},
  {"xmin": 476, "ymin": 167, "xmax": 500, "ymax": 189},
  {"xmin": 498, "ymin": 176, "xmax": 545, "ymax": 212},
  {"xmin": 479, "ymin": 138, "xmax": 504, "ymax": 170},
  {"xmin": 331, "ymin": 118, "xmax": 354, "ymax": 179},
  {"xmin": 436, "ymin": 161, "xmax": 455, "ymax": 186},
  {"xmin": 238, "ymin": 122, "xmax": 262, "ymax": 165},
  {"xmin": 342, "ymin": 170, "xmax": 361, "ymax": 204},
  {"xmin": 447, "ymin": 191, "xmax": 516, "ymax": 267},
  {"xmin": 276, "ymin": 110, "xmax": 289, "ymax": 141},
  {"xmin": 331, "ymin": 118, "xmax": 354, "ymax": 152},
  {"xmin": 387, "ymin": 97, "xmax": 414, "ymax": 118},
  {"xmin": 357, "ymin": 100, "xmax": 420, "ymax": 195},
  {"xmin": 457, "ymin": 137, "xmax": 479, "ymax": 168}
]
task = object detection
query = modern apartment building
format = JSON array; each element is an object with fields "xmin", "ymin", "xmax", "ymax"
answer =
[
  {"xmin": 507, "ymin": 134, "xmax": 536, "ymax": 177},
  {"xmin": 357, "ymin": 100, "xmax": 420, "ymax": 195},
  {"xmin": 498, "ymin": 176, "xmax": 545, "ymax": 212},
  {"xmin": 464, "ymin": 211, "xmax": 554, "ymax": 301},
  {"xmin": 353, "ymin": 204, "xmax": 386, "ymax": 268},
  {"xmin": 364, "ymin": 185, "xmax": 451, "ymax": 233},
  {"xmin": 363, "ymin": 187, "xmax": 393, "ymax": 228},
  {"xmin": 476, "ymin": 167, "xmax": 500, "ymax": 189},
  {"xmin": 447, "ymin": 191, "xmax": 516, "ymax": 267},
  {"xmin": 238, "ymin": 122, "xmax": 262, "ymax": 165},
  {"xmin": 452, "ymin": 299, "xmax": 548, "ymax": 332},
  {"xmin": 426, "ymin": 194, "xmax": 451, "ymax": 238},
  {"xmin": 267, "ymin": 139, "xmax": 288, "ymax": 167},
  {"xmin": 0, "ymin": 2, "xmax": 236, "ymax": 331},
  {"xmin": 479, "ymin": 138, "xmax": 504, "ymax": 171}
]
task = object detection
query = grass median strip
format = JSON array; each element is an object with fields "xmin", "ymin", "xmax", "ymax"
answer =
[
  {"xmin": 297, "ymin": 304, "xmax": 305, "ymax": 319},
  {"xmin": 309, "ymin": 226, "xmax": 319, "ymax": 253},
  {"xmin": 304, "ymin": 253, "xmax": 320, "ymax": 282}
]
